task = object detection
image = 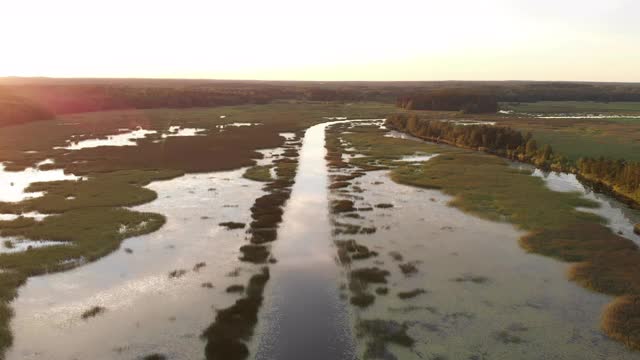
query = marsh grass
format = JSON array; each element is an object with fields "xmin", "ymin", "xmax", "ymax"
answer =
[
  {"xmin": 219, "ymin": 222, "xmax": 246, "ymax": 230},
  {"xmin": 331, "ymin": 200, "xmax": 355, "ymax": 213},
  {"xmin": 243, "ymin": 166, "xmax": 273, "ymax": 182},
  {"xmin": 168, "ymin": 269, "xmax": 188, "ymax": 279},
  {"xmin": 226, "ymin": 285, "xmax": 245, "ymax": 293},
  {"xmin": 141, "ymin": 354, "xmax": 167, "ymax": 360},
  {"xmin": 201, "ymin": 267, "xmax": 269, "ymax": 360},
  {"xmin": 398, "ymin": 262, "xmax": 418, "ymax": 276},
  {"xmin": 397, "ymin": 289, "xmax": 427, "ymax": 299},
  {"xmin": 357, "ymin": 320, "xmax": 414, "ymax": 359},
  {"xmin": 375, "ymin": 203, "xmax": 394, "ymax": 209},
  {"xmin": 342, "ymin": 122, "xmax": 640, "ymax": 350}
]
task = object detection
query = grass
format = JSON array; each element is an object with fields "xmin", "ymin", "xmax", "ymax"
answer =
[
  {"xmin": 500, "ymin": 101, "xmax": 640, "ymax": 114},
  {"xmin": 243, "ymin": 166, "xmax": 273, "ymax": 182},
  {"xmin": 201, "ymin": 267, "xmax": 269, "ymax": 360},
  {"xmin": 342, "ymin": 122, "xmax": 640, "ymax": 351}
]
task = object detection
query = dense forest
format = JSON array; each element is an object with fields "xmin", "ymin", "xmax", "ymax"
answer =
[
  {"xmin": 396, "ymin": 89, "xmax": 498, "ymax": 113},
  {"xmin": 2, "ymin": 78, "xmax": 640, "ymax": 127},
  {"xmin": 0, "ymin": 90, "xmax": 54, "ymax": 126},
  {"xmin": 386, "ymin": 114, "xmax": 640, "ymax": 204}
]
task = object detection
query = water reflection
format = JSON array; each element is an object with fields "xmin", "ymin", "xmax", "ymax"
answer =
[
  {"xmin": 0, "ymin": 163, "xmax": 81, "ymax": 202},
  {"xmin": 7, "ymin": 168, "xmax": 265, "ymax": 360},
  {"xmin": 252, "ymin": 121, "xmax": 355, "ymax": 360}
]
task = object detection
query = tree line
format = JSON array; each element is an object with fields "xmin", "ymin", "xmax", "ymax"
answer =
[
  {"xmin": 386, "ymin": 114, "xmax": 640, "ymax": 203},
  {"xmin": 396, "ymin": 89, "xmax": 498, "ymax": 113}
]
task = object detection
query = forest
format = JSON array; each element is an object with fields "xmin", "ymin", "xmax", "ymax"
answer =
[
  {"xmin": 395, "ymin": 89, "xmax": 498, "ymax": 113},
  {"xmin": 3, "ymin": 78, "xmax": 640, "ymax": 127},
  {"xmin": 386, "ymin": 114, "xmax": 640, "ymax": 205}
]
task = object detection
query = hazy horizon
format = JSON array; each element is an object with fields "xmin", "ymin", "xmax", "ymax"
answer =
[{"xmin": 2, "ymin": 0, "xmax": 639, "ymax": 82}]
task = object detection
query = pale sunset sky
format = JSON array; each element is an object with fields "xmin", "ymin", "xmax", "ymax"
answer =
[{"xmin": 2, "ymin": 0, "xmax": 639, "ymax": 81}]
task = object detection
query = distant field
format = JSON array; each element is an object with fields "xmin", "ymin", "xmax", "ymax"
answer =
[
  {"xmin": 500, "ymin": 101, "xmax": 640, "ymax": 114},
  {"xmin": 488, "ymin": 101, "xmax": 640, "ymax": 161}
]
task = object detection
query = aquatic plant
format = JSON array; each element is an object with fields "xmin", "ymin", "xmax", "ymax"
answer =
[
  {"xmin": 351, "ymin": 293, "xmax": 376, "ymax": 308},
  {"xmin": 141, "ymin": 354, "xmax": 167, "ymax": 360},
  {"xmin": 356, "ymin": 319, "xmax": 414, "ymax": 359},
  {"xmin": 452, "ymin": 274, "xmax": 489, "ymax": 284},
  {"xmin": 352, "ymin": 267, "xmax": 390, "ymax": 284},
  {"xmin": 397, "ymin": 289, "xmax": 427, "ymax": 299},
  {"xmin": 398, "ymin": 262, "xmax": 418, "ymax": 275},
  {"xmin": 239, "ymin": 245, "xmax": 269, "ymax": 263},
  {"xmin": 243, "ymin": 165, "xmax": 273, "ymax": 182},
  {"xmin": 331, "ymin": 200, "xmax": 355, "ymax": 213},
  {"xmin": 219, "ymin": 222, "xmax": 246, "ymax": 230},
  {"xmin": 226, "ymin": 285, "xmax": 245, "ymax": 293},
  {"xmin": 375, "ymin": 203, "xmax": 394, "ymax": 209},
  {"xmin": 329, "ymin": 181, "xmax": 351, "ymax": 189},
  {"xmin": 168, "ymin": 269, "xmax": 188, "ymax": 279},
  {"xmin": 81, "ymin": 306, "xmax": 106, "ymax": 320},
  {"xmin": 375, "ymin": 287, "xmax": 389, "ymax": 295},
  {"xmin": 201, "ymin": 267, "xmax": 270, "ymax": 360},
  {"xmin": 388, "ymin": 251, "xmax": 403, "ymax": 261}
]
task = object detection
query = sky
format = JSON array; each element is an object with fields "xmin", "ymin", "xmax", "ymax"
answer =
[{"xmin": 2, "ymin": 0, "xmax": 639, "ymax": 82}]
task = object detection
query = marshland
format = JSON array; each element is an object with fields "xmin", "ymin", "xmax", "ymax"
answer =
[{"xmin": 1, "ymin": 77, "xmax": 640, "ymax": 360}]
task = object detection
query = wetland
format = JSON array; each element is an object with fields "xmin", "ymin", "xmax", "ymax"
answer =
[{"xmin": 1, "ymin": 100, "xmax": 640, "ymax": 359}]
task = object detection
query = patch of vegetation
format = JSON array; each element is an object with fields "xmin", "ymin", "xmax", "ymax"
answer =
[
  {"xmin": 141, "ymin": 354, "xmax": 167, "ymax": 360},
  {"xmin": 375, "ymin": 287, "xmax": 389, "ymax": 295},
  {"xmin": 193, "ymin": 262, "xmax": 207, "ymax": 272},
  {"xmin": 352, "ymin": 268, "xmax": 390, "ymax": 285},
  {"xmin": 397, "ymin": 289, "xmax": 427, "ymax": 299},
  {"xmin": 636, "ymin": 224, "xmax": 640, "ymax": 235},
  {"xmin": 201, "ymin": 267, "xmax": 269, "ymax": 360},
  {"xmin": 388, "ymin": 251, "xmax": 403, "ymax": 261},
  {"xmin": 375, "ymin": 203, "xmax": 394, "ymax": 209},
  {"xmin": 81, "ymin": 306, "xmax": 106, "ymax": 320},
  {"xmin": 331, "ymin": 200, "xmax": 355, "ymax": 213},
  {"xmin": 226, "ymin": 285, "xmax": 245, "ymax": 293},
  {"xmin": 201, "ymin": 282, "xmax": 214, "ymax": 289},
  {"xmin": 356, "ymin": 319, "xmax": 414, "ymax": 359},
  {"xmin": 399, "ymin": 262, "xmax": 418, "ymax": 276},
  {"xmin": 243, "ymin": 165, "xmax": 273, "ymax": 182},
  {"xmin": 168, "ymin": 269, "xmax": 188, "ymax": 279},
  {"xmin": 336, "ymin": 122, "xmax": 640, "ymax": 351},
  {"xmin": 219, "ymin": 222, "xmax": 246, "ymax": 230},
  {"xmin": 335, "ymin": 239, "xmax": 378, "ymax": 262},
  {"xmin": 239, "ymin": 245, "xmax": 270, "ymax": 264},
  {"xmin": 351, "ymin": 293, "xmax": 375, "ymax": 308},
  {"xmin": 452, "ymin": 274, "xmax": 490, "ymax": 284},
  {"xmin": 329, "ymin": 181, "xmax": 351, "ymax": 189}
]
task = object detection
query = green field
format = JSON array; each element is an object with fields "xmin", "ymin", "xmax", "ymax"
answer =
[{"xmin": 501, "ymin": 101, "xmax": 640, "ymax": 114}]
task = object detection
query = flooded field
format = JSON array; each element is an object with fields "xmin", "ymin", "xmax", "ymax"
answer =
[{"xmin": 6, "ymin": 168, "xmax": 265, "ymax": 359}]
